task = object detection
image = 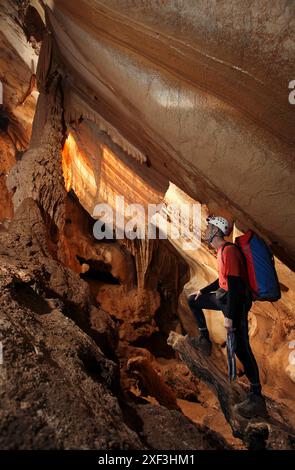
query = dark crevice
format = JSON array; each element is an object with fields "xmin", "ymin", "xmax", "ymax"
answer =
[
  {"xmin": 38, "ymin": 204, "xmax": 59, "ymax": 258},
  {"xmin": 77, "ymin": 255, "xmax": 120, "ymax": 284},
  {"xmin": 131, "ymin": 331, "xmax": 175, "ymax": 359},
  {"xmin": 77, "ymin": 348, "xmax": 121, "ymax": 404},
  {"xmin": 23, "ymin": 6, "xmax": 45, "ymax": 43},
  {"xmin": 77, "ymin": 350, "xmax": 103, "ymax": 384},
  {"xmin": 11, "ymin": 282, "xmax": 51, "ymax": 315},
  {"xmin": 0, "ymin": 113, "xmax": 9, "ymax": 132},
  {"xmin": 116, "ymin": 391, "xmax": 153, "ymax": 450},
  {"xmin": 58, "ymin": 295, "xmax": 119, "ymax": 367}
]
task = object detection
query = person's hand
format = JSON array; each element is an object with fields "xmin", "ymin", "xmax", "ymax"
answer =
[
  {"xmin": 190, "ymin": 290, "xmax": 201, "ymax": 301},
  {"xmin": 224, "ymin": 317, "xmax": 234, "ymax": 330}
]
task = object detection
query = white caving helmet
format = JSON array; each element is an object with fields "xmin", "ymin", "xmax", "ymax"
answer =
[{"xmin": 206, "ymin": 215, "xmax": 231, "ymax": 236}]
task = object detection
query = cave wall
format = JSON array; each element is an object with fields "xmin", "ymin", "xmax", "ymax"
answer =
[
  {"xmin": 0, "ymin": 0, "xmax": 41, "ymax": 222},
  {"xmin": 43, "ymin": 0, "xmax": 295, "ymax": 262}
]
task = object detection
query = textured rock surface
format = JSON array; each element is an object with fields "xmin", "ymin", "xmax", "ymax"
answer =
[
  {"xmin": 0, "ymin": 198, "xmax": 231, "ymax": 450},
  {"xmin": 0, "ymin": 199, "xmax": 141, "ymax": 449},
  {"xmin": 135, "ymin": 403, "xmax": 232, "ymax": 450}
]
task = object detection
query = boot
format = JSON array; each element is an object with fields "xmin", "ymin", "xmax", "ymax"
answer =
[
  {"xmin": 234, "ymin": 392, "xmax": 267, "ymax": 418},
  {"xmin": 187, "ymin": 334, "xmax": 212, "ymax": 357}
]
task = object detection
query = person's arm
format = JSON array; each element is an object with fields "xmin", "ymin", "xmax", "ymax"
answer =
[{"xmin": 200, "ymin": 278, "xmax": 219, "ymax": 295}]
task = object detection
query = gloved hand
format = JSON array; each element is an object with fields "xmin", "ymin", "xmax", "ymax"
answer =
[
  {"xmin": 190, "ymin": 290, "xmax": 201, "ymax": 301},
  {"xmin": 224, "ymin": 317, "xmax": 235, "ymax": 331}
]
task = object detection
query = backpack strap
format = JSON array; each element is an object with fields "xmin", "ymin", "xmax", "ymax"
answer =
[
  {"xmin": 220, "ymin": 242, "xmax": 235, "ymax": 259},
  {"xmin": 221, "ymin": 241, "xmax": 244, "ymax": 261},
  {"xmin": 221, "ymin": 242, "xmax": 253, "ymax": 299}
]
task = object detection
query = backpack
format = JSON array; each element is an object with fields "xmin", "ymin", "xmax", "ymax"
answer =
[{"xmin": 226, "ymin": 230, "xmax": 281, "ymax": 302}]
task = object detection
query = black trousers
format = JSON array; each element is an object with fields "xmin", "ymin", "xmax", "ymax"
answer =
[{"xmin": 187, "ymin": 292, "xmax": 261, "ymax": 389}]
